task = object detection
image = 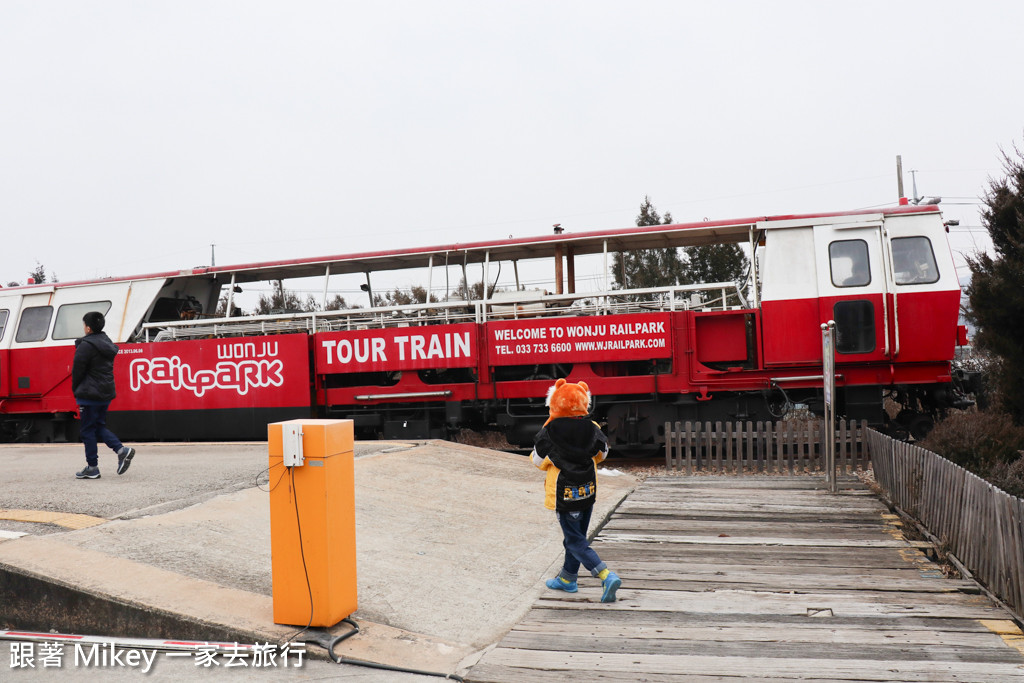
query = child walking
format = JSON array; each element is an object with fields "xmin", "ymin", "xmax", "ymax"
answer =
[
  {"xmin": 531, "ymin": 379, "xmax": 621, "ymax": 602},
  {"xmin": 72, "ymin": 311, "xmax": 136, "ymax": 479}
]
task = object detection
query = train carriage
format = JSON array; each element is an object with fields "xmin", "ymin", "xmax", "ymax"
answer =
[{"xmin": 0, "ymin": 205, "xmax": 970, "ymax": 450}]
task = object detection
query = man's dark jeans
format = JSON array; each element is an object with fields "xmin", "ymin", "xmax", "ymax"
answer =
[
  {"xmin": 556, "ymin": 505, "xmax": 608, "ymax": 582},
  {"xmin": 78, "ymin": 403, "xmax": 123, "ymax": 467}
]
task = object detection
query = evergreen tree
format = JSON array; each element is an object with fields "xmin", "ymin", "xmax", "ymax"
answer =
[
  {"xmin": 374, "ymin": 285, "xmax": 430, "ymax": 307},
  {"xmin": 613, "ymin": 197, "xmax": 686, "ymax": 292},
  {"xmin": 324, "ymin": 294, "xmax": 350, "ymax": 311},
  {"xmin": 613, "ymin": 196, "xmax": 748, "ymax": 297},
  {"xmin": 965, "ymin": 141, "xmax": 1024, "ymax": 423},
  {"xmin": 29, "ymin": 261, "xmax": 56, "ymax": 284},
  {"xmin": 452, "ymin": 277, "xmax": 497, "ymax": 301},
  {"xmin": 255, "ymin": 280, "xmax": 307, "ymax": 315},
  {"xmin": 683, "ymin": 243, "xmax": 748, "ymax": 287}
]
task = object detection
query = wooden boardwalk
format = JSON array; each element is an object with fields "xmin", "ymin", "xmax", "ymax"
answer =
[{"xmin": 467, "ymin": 477, "xmax": 1024, "ymax": 682}]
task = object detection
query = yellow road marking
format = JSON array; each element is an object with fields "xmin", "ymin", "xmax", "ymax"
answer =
[
  {"xmin": 980, "ymin": 620, "xmax": 1024, "ymax": 656},
  {"xmin": 0, "ymin": 509, "xmax": 106, "ymax": 530}
]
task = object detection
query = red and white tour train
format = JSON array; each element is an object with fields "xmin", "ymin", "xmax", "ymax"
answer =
[{"xmin": 0, "ymin": 205, "xmax": 970, "ymax": 451}]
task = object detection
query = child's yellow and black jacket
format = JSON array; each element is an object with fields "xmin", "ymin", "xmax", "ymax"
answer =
[{"xmin": 531, "ymin": 417, "xmax": 609, "ymax": 511}]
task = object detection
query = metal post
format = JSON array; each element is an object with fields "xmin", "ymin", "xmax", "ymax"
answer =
[
  {"xmin": 822, "ymin": 320, "xmax": 837, "ymax": 493},
  {"xmin": 426, "ymin": 255, "xmax": 433, "ymax": 304},
  {"xmin": 321, "ymin": 265, "xmax": 331, "ymax": 310},
  {"xmin": 554, "ymin": 245, "xmax": 564, "ymax": 295},
  {"xmin": 603, "ymin": 239, "xmax": 609, "ymax": 313},
  {"xmin": 226, "ymin": 272, "xmax": 236, "ymax": 318},
  {"xmin": 566, "ymin": 246, "xmax": 575, "ymax": 294},
  {"xmin": 483, "ymin": 251, "xmax": 490, "ymax": 304}
]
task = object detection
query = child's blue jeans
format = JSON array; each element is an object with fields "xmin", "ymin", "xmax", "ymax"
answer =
[
  {"xmin": 556, "ymin": 506, "xmax": 608, "ymax": 582},
  {"xmin": 78, "ymin": 402, "xmax": 124, "ymax": 467}
]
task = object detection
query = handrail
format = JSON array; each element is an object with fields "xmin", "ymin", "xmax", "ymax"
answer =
[{"xmin": 139, "ymin": 281, "xmax": 746, "ymax": 339}]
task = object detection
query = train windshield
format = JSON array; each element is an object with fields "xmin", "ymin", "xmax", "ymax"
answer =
[
  {"xmin": 829, "ymin": 240, "xmax": 871, "ymax": 288},
  {"xmin": 892, "ymin": 237, "xmax": 939, "ymax": 285}
]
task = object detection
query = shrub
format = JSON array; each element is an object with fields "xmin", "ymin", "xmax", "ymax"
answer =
[
  {"xmin": 986, "ymin": 458, "xmax": 1024, "ymax": 499},
  {"xmin": 918, "ymin": 409, "xmax": 1024, "ymax": 472}
]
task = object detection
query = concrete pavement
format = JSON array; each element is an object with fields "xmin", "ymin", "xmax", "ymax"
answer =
[{"xmin": 0, "ymin": 439, "xmax": 637, "ymax": 679}]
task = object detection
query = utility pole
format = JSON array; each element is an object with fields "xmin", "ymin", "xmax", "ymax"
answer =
[
  {"xmin": 896, "ymin": 155, "xmax": 906, "ymax": 203},
  {"xmin": 210, "ymin": 244, "xmax": 216, "ymax": 267}
]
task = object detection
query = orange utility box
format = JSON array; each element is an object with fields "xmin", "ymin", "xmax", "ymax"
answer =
[{"xmin": 268, "ymin": 419, "xmax": 357, "ymax": 627}]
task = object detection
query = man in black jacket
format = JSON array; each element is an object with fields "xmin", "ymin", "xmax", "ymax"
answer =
[{"xmin": 72, "ymin": 311, "xmax": 135, "ymax": 479}]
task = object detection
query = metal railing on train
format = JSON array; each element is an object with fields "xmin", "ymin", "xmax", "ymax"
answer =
[
  {"xmin": 866, "ymin": 429, "xmax": 1024, "ymax": 623},
  {"xmin": 138, "ymin": 282, "xmax": 744, "ymax": 341},
  {"xmin": 663, "ymin": 419, "xmax": 871, "ymax": 474}
]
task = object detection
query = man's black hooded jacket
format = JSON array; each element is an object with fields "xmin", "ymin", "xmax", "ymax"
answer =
[{"xmin": 72, "ymin": 332, "xmax": 119, "ymax": 402}]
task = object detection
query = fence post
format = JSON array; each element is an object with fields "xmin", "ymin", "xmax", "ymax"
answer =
[{"xmin": 821, "ymin": 321, "xmax": 837, "ymax": 491}]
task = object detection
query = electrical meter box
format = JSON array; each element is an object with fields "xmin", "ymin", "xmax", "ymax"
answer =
[{"xmin": 268, "ymin": 419, "xmax": 357, "ymax": 627}]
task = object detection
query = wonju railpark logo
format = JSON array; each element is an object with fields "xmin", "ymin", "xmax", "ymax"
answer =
[{"xmin": 129, "ymin": 341, "xmax": 285, "ymax": 398}]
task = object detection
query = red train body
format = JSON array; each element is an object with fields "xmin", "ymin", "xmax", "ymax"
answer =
[{"xmin": 0, "ymin": 205, "xmax": 970, "ymax": 449}]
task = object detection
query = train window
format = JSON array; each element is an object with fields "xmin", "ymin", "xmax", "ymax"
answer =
[
  {"xmin": 15, "ymin": 306, "xmax": 53, "ymax": 343},
  {"xmin": 833, "ymin": 300, "xmax": 875, "ymax": 354},
  {"xmin": 829, "ymin": 240, "xmax": 871, "ymax": 287},
  {"xmin": 149, "ymin": 296, "xmax": 203, "ymax": 323},
  {"xmin": 892, "ymin": 237, "xmax": 939, "ymax": 285},
  {"xmin": 53, "ymin": 301, "xmax": 113, "ymax": 340},
  {"xmin": 0, "ymin": 309, "xmax": 8, "ymax": 341}
]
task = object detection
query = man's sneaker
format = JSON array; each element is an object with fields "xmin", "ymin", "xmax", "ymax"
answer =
[
  {"xmin": 601, "ymin": 572, "xmax": 622, "ymax": 603},
  {"xmin": 117, "ymin": 447, "xmax": 135, "ymax": 475},
  {"xmin": 545, "ymin": 576, "xmax": 578, "ymax": 593},
  {"xmin": 76, "ymin": 466, "xmax": 100, "ymax": 480}
]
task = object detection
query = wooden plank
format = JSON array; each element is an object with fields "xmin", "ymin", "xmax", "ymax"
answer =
[
  {"xmin": 537, "ymin": 589, "xmax": 1002, "ymax": 619},
  {"xmin": 614, "ymin": 576, "xmax": 974, "ymax": 594},
  {"xmin": 479, "ymin": 649, "xmax": 1024, "ymax": 681},
  {"xmin": 468, "ymin": 663, "xmax": 865, "ymax": 683},
  {"xmin": 755, "ymin": 420, "xmax": 765, "ymax": 473},
  {"xmin": 497, "ymin": 632, "xmax": 1024, "ymax": 663},
  {"xmin": 663, "ymin": 420, "xmax": 672, "ymax": 471},
  {"xmin": 839, "ymin": 419, "xmax": 849, "ymax": 474},
  {"xmin": 510, "ymin": 621, "xmax": 1012, "ymax": 648},
  {"xmin": 746, "ymin": 420, "xmax": 755, "ymax": 474},
  {"xmin": 717, "ymin": 420, "xmax": 725, "ymax": 473},
  {"xmin": 703, "ymin": 420, "xmax": 712, "ymax": 472},
  {"xmin": 684, "ymin": 420, "xmax": 693, "ymax": 475},
  {"xmin": 775, "ymin": 420, "xmax": 784, "ymax": 474},
  {"xmin": 597, "ymin": 533, "xmax": 934, "ymax": 548},
  {"xmin": 725, "ymin": 421, "xmax": 734, "ymax": 474},
  {"xmin": 859, "ymin": 420, "xmax": 869, "ymax": 469},
  {"xmin": 595, "ymin": 551, "xmax": 933, "ymax": 571},
  {"xmin": 516, "ymin": 608, "xmax": 1008, "ymax": 633}
]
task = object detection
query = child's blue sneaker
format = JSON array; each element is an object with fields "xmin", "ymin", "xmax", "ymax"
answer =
[
  {"xmin": 545, "ymin": 577, "xmax": 578, "ymax": 593},
  {"xmin": 601, "ymin": 572, "xmax": 621, "ymax": 602}
]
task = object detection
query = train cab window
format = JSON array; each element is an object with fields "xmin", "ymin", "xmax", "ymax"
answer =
[
  {"xmin": 892, "ymin": 236, "xmax": 939, "ymax": 285},
  {"xmin": 833, "ymin": 300, "xmax": 875, "ymax": 354},
  {"xmin": 53, "ymin": 301, "xmax": 113, "ymax": 340},
  {"xmin": 15, "ymin": 306, "xmax": 53, "ymax": 343},
  {"xmin": 829, "ymin": 240, "xmax": 871, "ymax": 287},
  {"xmin": 0, "ymin": 309, "xmax": 8, "ymax": 341},
  {"xmin": 149, "ymin": 296, "xmax": 203, "ymax": 323}
]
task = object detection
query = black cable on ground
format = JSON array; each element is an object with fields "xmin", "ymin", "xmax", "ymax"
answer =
[
  {"xmin": 280, "ymin": 466, "xmax": 314, "ymax": 647},
  {"xmin": 302, "ymin": 619, "xmax": 466, "ymax": 681}
]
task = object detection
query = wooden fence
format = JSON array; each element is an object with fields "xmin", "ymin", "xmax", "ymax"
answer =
[
  {"xmin": 663, "ymin": 419, "xmax": 870, "ymax": 474},
  {"xmin": 867, "ymin": 429, "xmax": 1024, "ymax": 622}
]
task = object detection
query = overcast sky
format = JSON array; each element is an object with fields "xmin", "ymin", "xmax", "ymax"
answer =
[{"xmin": 2, "ymin": 1, "xmax": 1021, "ymax": 293}]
